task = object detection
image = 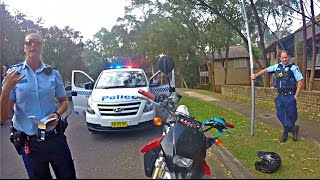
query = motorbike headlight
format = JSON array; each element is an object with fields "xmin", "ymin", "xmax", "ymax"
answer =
[
  {"xmin": 143, "ymin": 100, "xmax": 154, "ymax": 112},
  {"xmin": 86, "ymin": 99, "xmax": 95, "ymax": 114},
  {"xmin": 173, "ymin": 155, "xmax": 193, "ymax": 168}
]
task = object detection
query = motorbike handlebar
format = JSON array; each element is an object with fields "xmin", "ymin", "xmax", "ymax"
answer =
[
  {"xmin": 202, "ymin": 117, "xmax": 235, "ymax": 132},
  {"xmin": 226, "ymin": 122, "xmax": 234, "ymax": 128}
]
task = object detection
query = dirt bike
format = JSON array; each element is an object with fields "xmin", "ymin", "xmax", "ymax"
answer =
[{"xmin": 138, "ymin": 89, "xmax": 234, "ymax": 179}]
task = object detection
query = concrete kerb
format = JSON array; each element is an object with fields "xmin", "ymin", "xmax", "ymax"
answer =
[{"xmin": 210, "ymin": 146, "xmax": 256, "ymax": 179}]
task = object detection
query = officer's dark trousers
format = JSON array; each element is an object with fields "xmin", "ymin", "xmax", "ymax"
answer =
[
  {"xmin": 26, "ymin": 135, "xmax": 76, "ymax": 179},
  {"xmin": 21, "ymin": 148, "xmax": 34, "ymax": 178},
  {"xmin": 275, "ymin": 94, "xmax": 298, "ymax": 132}
]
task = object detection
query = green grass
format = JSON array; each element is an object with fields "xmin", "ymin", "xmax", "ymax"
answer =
[
  {"xmin": 179, "ymin": 96, "xmax": 320, "ymax": 179},
  {"xmin": 189, "ymin": 89, "xmax": 320, "ymax": 122}
]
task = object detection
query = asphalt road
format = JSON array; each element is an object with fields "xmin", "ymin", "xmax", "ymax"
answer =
[{"xmin": 0, "ymin": 101, "xmax": 229, "ymax": 179}]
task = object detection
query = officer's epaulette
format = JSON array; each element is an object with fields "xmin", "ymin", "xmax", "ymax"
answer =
[
  {"xmin": 8, "ymin": 62, "xmax": 23, "ymax": 70},
  {"xmin": 44, "ymin": 64, "xmax": 58, "ymax": 75}
]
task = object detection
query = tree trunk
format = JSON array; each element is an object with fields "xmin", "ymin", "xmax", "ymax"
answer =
[
  {"xmin": 191, "ymin": 0, "xmax": 265, "ymax": 84},
  {"xmin": 250, "ymin": 0, "xmax": 270, "ymax": 87},
  {"xmin": 300, "ymin": 0, "xmax": 308, "ymax": 90},
  {"xmin": 210, "ymin": 47, "xmax": 217, "ymax": 92},
  {"xmin": 209, "ymin": 59, "xmax": 216, "ymax": 92},
  {"xmin": 308, "ymin": 0, "xmax": 316, "ymax": 91},
  {"xmin": 179, "ymin": 74, "xmax": 188, "ymax": 89},
  {"xmin": 224, "ymin": 45, "xmax": 229, "ymax": 85}
]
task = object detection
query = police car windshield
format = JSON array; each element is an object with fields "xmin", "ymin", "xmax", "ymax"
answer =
[{"xmin": 95, "ymin": 70, "xmax": 147, "ymax": 89}]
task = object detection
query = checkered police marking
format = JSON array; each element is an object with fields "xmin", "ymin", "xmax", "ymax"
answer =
[
  {"xmin": 72, "ymin": 90, "xmax": 92, "ymax": 96},
  {"xmin": 150, "ymin": 86, "xmax": 170, "ymax": 94}
]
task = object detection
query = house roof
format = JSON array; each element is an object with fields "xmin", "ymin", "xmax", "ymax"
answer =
[
  {"xmin": 265, "ymin": 33, "xmax": 294, "ymax": 52},
  {"xmin": 295, "ymin": 13, "xmax": 320, "ymax": 32},
  {"xmin": 210, "ymin": 45, "xmax": 249, "ymax": 60},
  {"xmin": 265, "ymin": 13, "xmax": 320, "ymax": 52}
]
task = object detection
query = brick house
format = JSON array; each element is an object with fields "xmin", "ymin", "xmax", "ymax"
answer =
[
  {"xmin": 265, "ymin": 14, "xmax": 320, "ymax": 91},
  {"xmin": 198, "ymin": 45, "xmax": 250, "ymax": 92}
]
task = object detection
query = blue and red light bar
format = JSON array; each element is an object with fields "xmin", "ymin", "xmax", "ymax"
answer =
[{"xmin": 106, "ymin": 62, "xmax": 138, "ymax": 69}]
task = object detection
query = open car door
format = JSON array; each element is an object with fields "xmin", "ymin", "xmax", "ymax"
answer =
[
  {"xmin": 71, "ymin": 70, "xmax": 94, "ymax": 117},
  {"xmin": 149, "ymin": 69, "xmax": 175, "ymax": 97}
]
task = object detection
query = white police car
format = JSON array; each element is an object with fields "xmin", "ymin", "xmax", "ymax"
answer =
[
  {"xmin": 71, "ymin": 64, "xmax": 175, "ymax": 133},
  {"xmin": 65, "ymin": 85, "xmax": 72, "ymax": 101}
]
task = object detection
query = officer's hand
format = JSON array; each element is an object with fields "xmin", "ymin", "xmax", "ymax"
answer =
[
  {"xmin": 2, "ymin": 67, "xmax": 26, "ymax": 92},
  {"xmin": 2, "ymin": 66, "xmax": 7, "ymax": 82},
  {"xmin": 251, "ymin": 74, "xmax": 257, "ymax": 80},
  {"xmin": 46, "ymin": 113, "xmax": 59, "ymax": 127}
]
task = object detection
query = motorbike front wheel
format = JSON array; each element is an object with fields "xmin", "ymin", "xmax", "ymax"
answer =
[{"xmin": 182, "ymin": 166, "xmax": 205, "ymax": 179}]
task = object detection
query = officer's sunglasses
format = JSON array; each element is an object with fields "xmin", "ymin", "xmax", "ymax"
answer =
[{"xmin": 25, "ymin": 39, "xmax": 43, "ymax": 46}]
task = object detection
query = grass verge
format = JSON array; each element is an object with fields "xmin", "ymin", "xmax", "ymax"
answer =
[
  {"xmin": 189, "ymin": 89, "xmax": 320, "ymax": 122},
  {"xmin": 179, "ymin": 96, "xmax": 320, "ymax": 179}
]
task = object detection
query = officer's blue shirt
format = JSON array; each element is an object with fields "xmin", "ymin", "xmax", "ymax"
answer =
[
  {"xmin": 266, "ymin": 62, "xmax": 304, "ymax": 81},
  {"xmin": 5, "ymin": 60, "xmax": 66, "ymax": 135}
]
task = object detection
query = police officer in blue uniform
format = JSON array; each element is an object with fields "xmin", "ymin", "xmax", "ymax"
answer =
[
  {"xmin": 251, "ymin": 50, "xmax": 304, "ymax": 143},
  {"xmin": 0, "ymin": 31, "xmax": 76, "ymax": 178}
]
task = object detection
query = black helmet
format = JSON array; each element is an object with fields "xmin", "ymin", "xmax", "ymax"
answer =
[{"xmin": 255, "ymin": 151, "xmax": 281, "ymax": 174}]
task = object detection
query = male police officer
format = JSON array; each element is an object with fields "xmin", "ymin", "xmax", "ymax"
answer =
[
  {"xmin": 0, "ymin": 30, "xmax": 76, "ymax": 178},
  {"xmin": 251, "ymin": 50, "xmax": 303, "ymax": 143}
]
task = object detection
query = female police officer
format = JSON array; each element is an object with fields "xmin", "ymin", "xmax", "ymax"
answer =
[
  {"xmin": 0, "ymin": 31, "xmax": 76, "ymax": 179},
  {"xmin": 251, "ymin": 50, "xmax": 304, "ymax": 143}
]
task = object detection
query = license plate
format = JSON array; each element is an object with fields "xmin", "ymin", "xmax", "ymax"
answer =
[{"xmin": 111, "ymin": 121, "xmax": 128, "ymax": 128}]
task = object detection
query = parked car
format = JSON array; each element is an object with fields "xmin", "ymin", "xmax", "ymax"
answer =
[{"xmin": 65, "ymin": 85, "xmax": 72, "ymax": 101}]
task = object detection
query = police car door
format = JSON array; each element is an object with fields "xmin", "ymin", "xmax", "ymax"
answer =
[
  {"xmin": 150, "ymin": 69, "xmax": 175, "ymax": 97},
  {"xmin": 71, "ymin": 70, "xmax": 94, "ymax": 116}
]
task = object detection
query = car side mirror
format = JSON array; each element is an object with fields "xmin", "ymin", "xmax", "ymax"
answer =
[
  {"xmin": 158, "ymin": 55, "xmax": 174, "ymax": 74},
  {"xmin": 85, "ymin": 82, "xmax": 94, "ymax": 90}
]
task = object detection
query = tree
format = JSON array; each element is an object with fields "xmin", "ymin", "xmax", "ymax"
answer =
[
  {"xmin": 308, "ymin": 0, "xmax": 317, "ymax": 91},
  {"xmin": 1, "ymin": 2, "xmax": 84, "ymax": 83},
  {"xmin": 300, "ymin": 0, "xmax": 308, "ymax": 90},
  {"xmin": 188, "ymin": 0, "xmax": 299, "ymax": 87},
  {"xmin": 42, "ymin": 26, "xmax": 84, "ymax": 83}
]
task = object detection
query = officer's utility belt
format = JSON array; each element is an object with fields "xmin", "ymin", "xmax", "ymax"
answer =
[
  {"xmin": 277, "ymin": 89, "xmax": 295, "ymax": 96},
  {"xmin": 26, "ymin": 128, "xmax": 62, "ymax": 142},
  {"xmin": 10, "ymin": 119, "xmax": 68, "ymax": 155}
]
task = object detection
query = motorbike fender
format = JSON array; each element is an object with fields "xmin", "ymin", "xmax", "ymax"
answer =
[
  {"xmin": 200, "ymin": 160, "xmax": 211, "ymax": 175},
  {"xmin": 140, "ymin": 135, "xmax": 164, "ymax": 153}
]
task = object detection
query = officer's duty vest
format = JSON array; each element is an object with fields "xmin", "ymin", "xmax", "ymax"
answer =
[{"xmin": 273, "ymin": 63, "xmax": 296, "ymax": 92}]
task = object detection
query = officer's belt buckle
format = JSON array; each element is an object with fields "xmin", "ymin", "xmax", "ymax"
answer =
[{"xmin": 38, "ymin": 123, "xmax": 46, "ymax": 141}]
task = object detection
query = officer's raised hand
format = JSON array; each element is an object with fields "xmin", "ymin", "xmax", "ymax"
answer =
[
  {"xmin": 251, "ymin": 74, "xmax": 257, "ymax": 80},
  {"xmin": 2, "ymin": 66, "xmax": 26, "ymax": 94}
]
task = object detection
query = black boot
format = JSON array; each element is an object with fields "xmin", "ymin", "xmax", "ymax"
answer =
[
  {"xmin": 292, "ymin": 126, "xmax": 300, "ymax": 142},
  {"xmin": 280, "ymin": 131, "xmax": 288, "ymax": 143}
]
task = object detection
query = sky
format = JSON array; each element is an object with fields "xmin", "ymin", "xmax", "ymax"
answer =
[
  {"xmin": 2, "ymin": 0, "xmax": 131, "ymax": 40},
  {"xmin": 2, "ymin": 0, "xmax": 319, "ymax": 41}
]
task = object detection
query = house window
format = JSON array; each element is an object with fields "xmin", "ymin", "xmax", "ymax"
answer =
[
  {"xmin": 234, "ymin": 59, "xmax": 247, "ymax": 68},
  {"xmin": 315, "ymin": 70, "xmax": 320, "ymax": 79}
]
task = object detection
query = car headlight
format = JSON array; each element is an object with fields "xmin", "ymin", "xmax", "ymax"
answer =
[
  {"xmin": 143, "ymin": 100, "xmax": 154, "ymax": 112},
  {"xmin": 173, "ymin": 155, "xmax": 193, "ymax": 168},
  {"xmin": 86, "ymin": 99, "xmax": 95, "ymax": 114}
]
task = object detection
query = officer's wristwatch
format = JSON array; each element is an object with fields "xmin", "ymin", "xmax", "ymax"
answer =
[{"xmin": 54, "ymin": 112, "xmax": 61, "ymax": 119}]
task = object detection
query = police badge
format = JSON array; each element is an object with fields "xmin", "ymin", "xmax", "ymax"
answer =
[{"xmin": 284, "ymin": 67, "xmax": 290, "ymax": 72}]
